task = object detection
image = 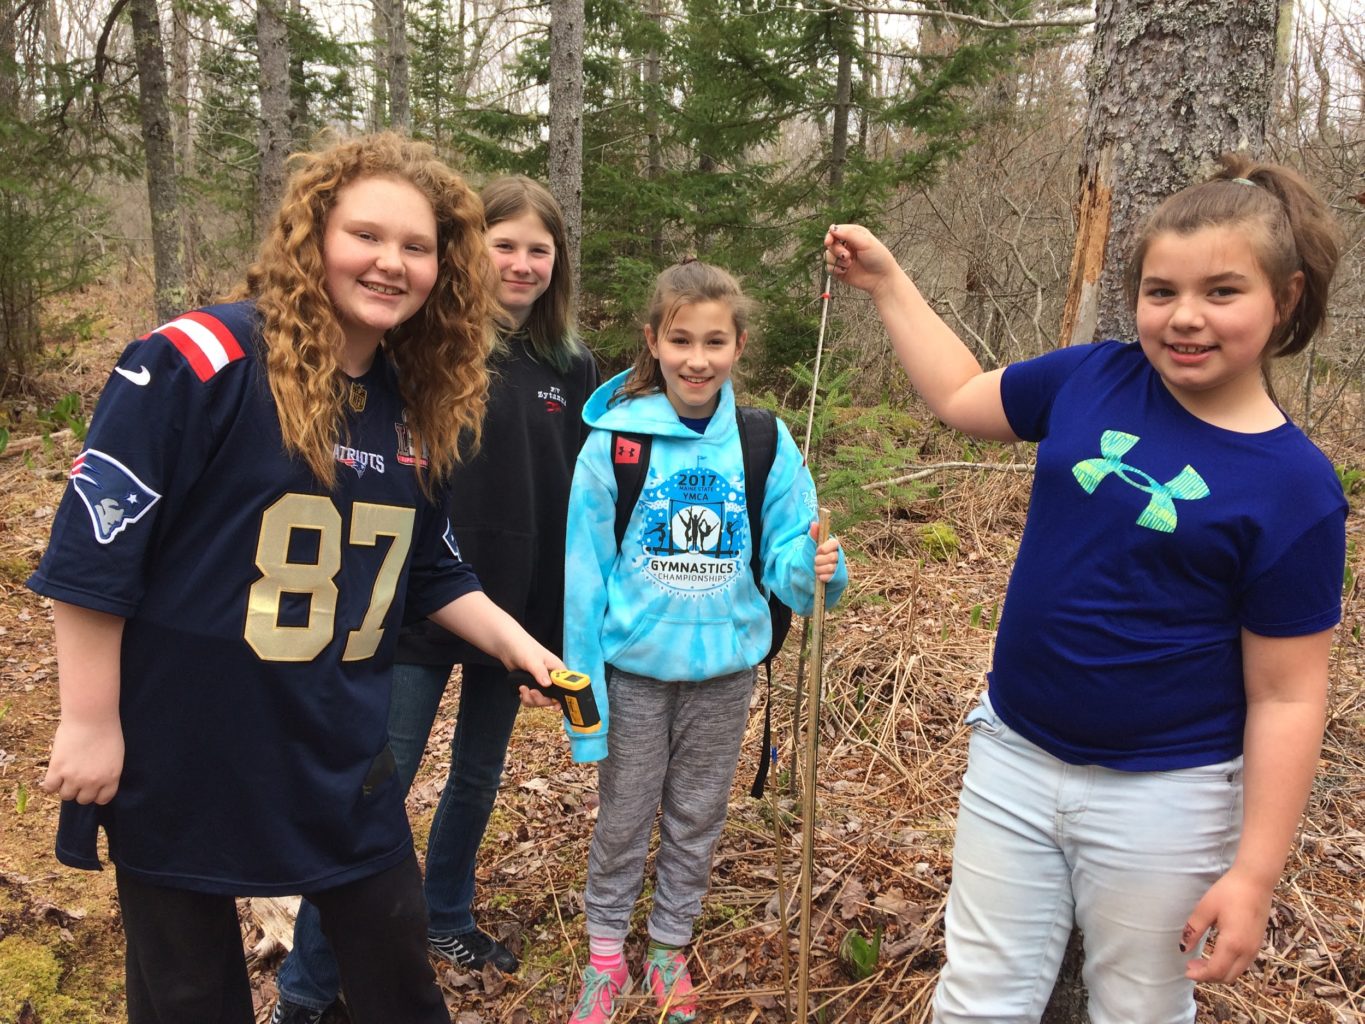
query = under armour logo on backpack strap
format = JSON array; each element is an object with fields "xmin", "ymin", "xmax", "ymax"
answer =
[{"xmin": 614, "ymin": 436, "xmax": 643, "ymax": 464}]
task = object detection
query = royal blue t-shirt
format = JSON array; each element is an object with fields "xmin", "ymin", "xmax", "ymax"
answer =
[
  {"xmin": 993, "ymin": 341, "xmax": 1345, "ymax": 771},
  {"xmin": 28, "ymin": 301, "xmax": 481, "ymax": 894}
]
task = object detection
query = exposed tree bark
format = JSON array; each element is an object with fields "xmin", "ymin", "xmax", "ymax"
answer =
[
  {"xmin": 1050, "ymin": 3, "xmax": 1282, "ymax": 1014},
  {"xmin": 256, "ymin": 0, "xmax": 290, "ymax": 239},
  {"xmin": 1060, "ymin": 0, "xmax": 1281, "ymax": 349},
  {"xmin": 548, "ymin": 0, "xmax": 584, "ymax": 307},
  {"xmin": 129, "ymin": 0, "xmax": 186, "ymax": 323}
]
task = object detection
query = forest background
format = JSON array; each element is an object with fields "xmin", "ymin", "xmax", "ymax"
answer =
[{"xmin": 1, "ymin": 1, "xmax": 1363, "ymax": 1023}]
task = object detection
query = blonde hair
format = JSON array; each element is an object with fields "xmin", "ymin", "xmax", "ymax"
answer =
[
  {"xmin": 620, "ymin": 260, "xmax": 754, "ymax": 400},
  {"xmin": 238, "ymin": 131, "xmax": 496, "ymax": 490}
]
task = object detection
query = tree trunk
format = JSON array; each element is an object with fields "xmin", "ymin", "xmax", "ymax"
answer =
[
  {"xmin": 289, "ymin": 0, "xmax": 307, "ymax": 138},
  {"xmin": 548, "ymin": 0, "xmax": 584, "ymax": 307},
  {"xmin": 256, "ymin": 0, "xmax": 290, "ymax": 239},
  {"xmin": 386, "ymin": 0, "xmax": 410, "ymax": 131},
  {"xmin": 1060, "ymin": 0, "xmax": 1282, "ymax": 349},
  {"xmin": 1050, "ymin": 4, "xmax": 1282, "ymax": 1015},
  {"xmin": 169, "ymin": 1, "xmax": 199, "ymax": 296},
  {"xmin": 129, "ymin": 0, "xmax": 185, "ymax": 324},
  {"xmin": 370, "ymin": 0, "xmax": 388, "ymax": 132},
  {"xmin": 645, "ymin": 0, "xmax": 663, "ymax": 259},
  {"xmin": 829, "ymin": 8, "xmax": 854, "ymax": 196},
  {"xmin": 0, "ymin": 0, "xmax": 17, "ymax": 118}
]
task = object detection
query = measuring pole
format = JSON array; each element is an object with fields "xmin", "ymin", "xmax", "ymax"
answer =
[{"xmin": 795, "ymin": 508, "xmax": 831, "ymax": 1023}]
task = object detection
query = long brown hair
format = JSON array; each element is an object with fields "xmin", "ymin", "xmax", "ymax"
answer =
[
  {"xmin": 620, "ymin": 260, "xmax": 754, "ymax": 401},
  {"xmin": 1125, "ymin": 153, "xmax": 1341, "ymax": 364},
  {"xmin": 239, "ymin": 131, "xmax": 496, "ymax": 490},
  {"xmin": 481, "ymin": 175, "xmax": 584, "ymax": 372}
]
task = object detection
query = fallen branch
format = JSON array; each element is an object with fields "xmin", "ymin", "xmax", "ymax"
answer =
[
  {"xmin": 862, "ymin": 461, "xmax": 1034, "ymax": 491},
  {"xmin": 1, "ymin": 430, "xmax": 74, "ymax": 458}
]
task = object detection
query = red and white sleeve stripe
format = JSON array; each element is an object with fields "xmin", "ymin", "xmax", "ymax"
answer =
[{"xmin": 142, "ymin": 311, "xmax": 246, "ymax": 382}]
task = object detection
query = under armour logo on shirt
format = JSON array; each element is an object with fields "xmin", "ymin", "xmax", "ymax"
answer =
[{"xmin": 614, "ymin": 437, "xmax": 642, "ymax": 465}]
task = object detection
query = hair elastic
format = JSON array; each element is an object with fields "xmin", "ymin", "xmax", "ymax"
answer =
[{"xmin": 1231, "ymin": 177, "xmax": 1257, "ymax": 187}]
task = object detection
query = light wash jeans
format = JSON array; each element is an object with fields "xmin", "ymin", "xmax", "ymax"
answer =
[
  {"xmin": 276, "ymin": 661, "xmax": 521, "ymax": 1010},
  {"xmin": 932, "ymin": 692, "xmax": 1243, "ymax": 1024}
]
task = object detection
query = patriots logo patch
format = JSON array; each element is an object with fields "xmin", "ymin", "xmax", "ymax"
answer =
[{"xmin": 69, "ymin": 449, "xmax": 161, "ymax": 544}]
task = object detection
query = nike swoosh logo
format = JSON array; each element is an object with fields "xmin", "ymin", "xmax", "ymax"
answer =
[{"xmin": 115, "ymin": 365, "xmax": 151, "ymax": 386}]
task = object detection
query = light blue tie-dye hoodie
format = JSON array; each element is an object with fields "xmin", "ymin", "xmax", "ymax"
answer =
[{"xmin": 562, "ymin": 369, "xmax": 849, "ymax": 763}]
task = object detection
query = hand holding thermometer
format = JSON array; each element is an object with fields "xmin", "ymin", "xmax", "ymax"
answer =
[{"xmin": 509, "ymin": 668, "xmax": 602, "ymax": 734}]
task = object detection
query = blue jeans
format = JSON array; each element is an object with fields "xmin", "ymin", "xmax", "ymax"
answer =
[
  {"xmin": 932, "ymin": 692, "xmax": 1243, "ymax": 1024},
  {"xmin": 276, "ymin": 661, "xmax": 522, "ymax": 1010}
]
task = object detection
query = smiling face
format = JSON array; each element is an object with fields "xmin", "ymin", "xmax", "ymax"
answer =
[
  {"xmin": 322, "ymin": 175, "xmax": 439, "ymax": 365},
  {"xmin": 645, "ymin": 299, "xmax": 747, "ymax": 418},
  {"xmin": 486, "ymin": 210, "xmax": 556, "ymax": 327},
  {"xmin": 1135, "ymin": 225, "xmax": 1300, "ymax": 417}
]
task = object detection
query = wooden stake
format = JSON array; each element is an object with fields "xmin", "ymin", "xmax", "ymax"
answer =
[
  {"xmin": 796, "ymin": 508, "xmax": 830, "ymax": 1023},
  {"xmin": 771, "ymin": 746, "xmax": 792, "ymax": 1019}
]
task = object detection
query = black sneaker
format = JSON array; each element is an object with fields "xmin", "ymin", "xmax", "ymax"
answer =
[
  {"xmin": 428, "ymin": 927, "xmax": 520, "ymax": 973},
  {"xmin": 269, "ymin": 999, "xmax": 327, "ymax": 1024}
]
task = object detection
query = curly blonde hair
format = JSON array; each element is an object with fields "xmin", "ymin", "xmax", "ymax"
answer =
[{"xmin": 238, "ymin": 131, "xmax": 496, "ymax": 490}]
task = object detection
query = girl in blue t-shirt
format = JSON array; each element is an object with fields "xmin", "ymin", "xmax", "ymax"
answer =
[
  {"xmin": 826, "ymin": 155, "xmax": 1346, "ymax": 1023},
  {"xmin": 554, "ymin": 260, "xmax": 847, "ymax": 1024}
]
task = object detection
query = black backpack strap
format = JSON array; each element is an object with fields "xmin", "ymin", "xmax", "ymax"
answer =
[
  {"xmin": 610, "ymin": 432, "xmax": 652, "ymax": 550},
  {"xmin": 736, "ymin": 407, "xmax": 781, "ymax": 799},
  {"xmin": 735, "ymin": 406, "xmax": 778, "ymax": 587}
]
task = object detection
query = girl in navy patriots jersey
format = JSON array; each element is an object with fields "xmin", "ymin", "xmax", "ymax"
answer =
[
  {"xmin": 827, "ymin": 156, "xmax": 1346, "ymax": 1024},
  {"xmin": 274, "ymin": 175, "xmax": 597, "ymax": 1018},
  {"xmin": 29, "ymin": 133, "xmax": 564, "ymax": 1024}
]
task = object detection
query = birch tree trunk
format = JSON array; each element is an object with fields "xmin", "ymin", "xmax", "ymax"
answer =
[
  {"xmin": 1059, "ymin": 0, "xmax": 1282, "ymax": 349},
  {"xmin": 1047, "ymin": 3, "xmax": 1282, "ymax": 1016},
  {"xmin": 548, "ymin": 0, "xmax": 584, "ymax": 306},
  {"xmin": 129, "ymin": 0, "xmax": 186, "ymax": 324},
  {"xmin": 256, "ymin": 0, "xmax": 290, "ymax": 238}
]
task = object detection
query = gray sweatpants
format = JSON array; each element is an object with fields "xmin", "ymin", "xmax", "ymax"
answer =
[{"xmin": 584, "ymin": 666, "xmax": 757, "ymax": 947}]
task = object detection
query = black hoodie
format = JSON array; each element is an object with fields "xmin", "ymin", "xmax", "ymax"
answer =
[{"xmin": 396, "ymin": 331, "xmax": 598, "ymax": 665}]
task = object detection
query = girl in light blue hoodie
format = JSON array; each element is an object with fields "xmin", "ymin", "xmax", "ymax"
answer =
[{"xmin": 558, "ymin": 261, "xmax": 847, "ymax": 1024}]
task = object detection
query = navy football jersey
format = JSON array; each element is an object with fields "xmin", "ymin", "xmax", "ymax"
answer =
[{"xmin": 29, "ymin": 301, "xmax": 481, "ymax": 895}]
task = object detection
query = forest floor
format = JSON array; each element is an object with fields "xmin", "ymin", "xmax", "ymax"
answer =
[{"xmin": 1, "ymin": 286, "xmax": 1363, "ymax": 1024}]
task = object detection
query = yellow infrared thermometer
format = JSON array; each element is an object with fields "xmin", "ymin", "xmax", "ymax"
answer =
[{"xmin": 510, "ymin": 668, "xmax": 602, "ymax": 735}]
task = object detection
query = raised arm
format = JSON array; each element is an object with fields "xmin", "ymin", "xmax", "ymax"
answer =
[
  {"xmin": 825, "ymin": 224, "xmax": 1017, "ymax": 442},
  {"xmin": 1181, "ymin": 627, "xmax": 1330, "ymax": 983},
  {"xmin": 42, "ymin": 601, "xmax": 126, "ymax": 805}
]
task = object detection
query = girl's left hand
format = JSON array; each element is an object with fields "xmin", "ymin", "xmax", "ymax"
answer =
[
  {"xmin": 809, "ymin": 521, "xmax": 842, "ymax": 583},
  {"xmin": 1180, "ymin": 866, "xmax": 1273, "ymax": 984}
]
